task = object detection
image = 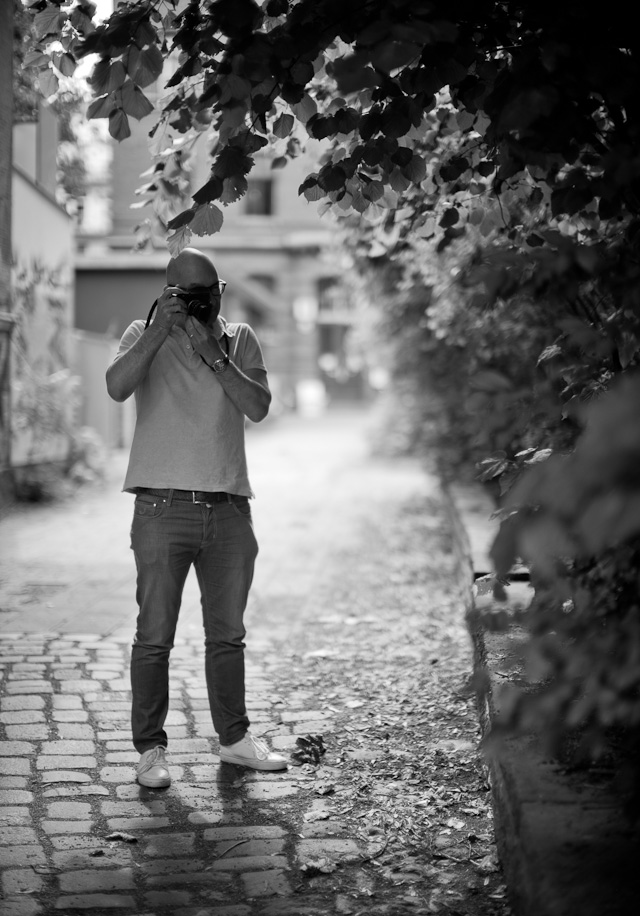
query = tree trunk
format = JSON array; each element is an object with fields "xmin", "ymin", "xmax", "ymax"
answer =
[{"xmin": 0, "ymin": 0, "xmax": 15, "ymax": 501}]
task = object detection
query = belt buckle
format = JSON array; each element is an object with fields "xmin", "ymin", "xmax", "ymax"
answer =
[{"xmin": 191, "ymin": 491, "xmax": 206, "ymax": 504}]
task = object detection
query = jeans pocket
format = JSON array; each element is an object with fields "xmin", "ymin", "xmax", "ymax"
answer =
[
  {"xmin": 133, "ymin": 495, "xmax": 166, "ymax": 521},
  {"xmin": 230, "ymin": 496, "xmax": 252, "ymax": 519}
]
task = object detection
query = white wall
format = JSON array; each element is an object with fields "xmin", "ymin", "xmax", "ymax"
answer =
[{"xmin": 11, "ymin": 169, "xmax": 76, "ymax": 466}]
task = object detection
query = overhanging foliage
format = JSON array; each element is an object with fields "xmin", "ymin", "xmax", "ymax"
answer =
[{"xmin": 23, "ymin": 0, "xmax": 640, "ymax": 252}]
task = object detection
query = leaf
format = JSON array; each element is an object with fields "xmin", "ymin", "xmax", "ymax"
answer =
[
  {"xmin": 404, "ymin": 154, "xmax": 426, "ymax": 183},
  {"xmin": 334, "ymin": 107, "xmax": 360, "ymax": 135},
  {"xmin": 525, "ymin": 449, "xmax": 553, "ymax": 465},
  {"xmin": 69, "ymin": 6, "xmax": 95, "ymax": 36},
  {"xmin": 351, "ymin": 190, "xmax": 369, "ymax": 213},
  {"xmin": 167, "ymin": 225, "xmax": 193, "ymax": 257},
  {"xmin": 363, "ymin": 180, "xmax": 385, "ymax": 202},
  {"xmin": 34, "ymin": 4, "xmax": 66, "ymax": 41},
  {"xmin": 371, "ymin": 41, "xmax": 421, "ymax": 74},
  {"xmin": 302, "ymin": 181, "xmax": 325, "ymax": 203},
  {"xmin": 389, "ymin": 168, "xmax": 411, "ymax": 194},
  {"xmin": 439, "ymin": 208, "xmax": 459, "ymax": 228},
  {"xmin": 291, "ymin": 734, "xmax": 326, "ymax": 766},
  {"xmin": 332, "ymin": 56, "xmax": 378, "ymax": 94},
  {"xmin": 190, "ymin": 203, "xmax": 224, "ymax": 236},
  {"xmin": 54, "ymin": 52, "xmax": 77, "ymax": 78},
  {"xmin": 125, "ymin": 43, "xmax": 164, "ymax": 88},
  {"xmin": 477, "ymin": 160, "xmax": 495, "ymax": 177},
  {"xmin": 229, "ymin": 130, "xmax": 269, "ymax": 155},
  {"xmin": 220, "ymin": 175, "xmax": 248, "ymax": 205},
  {"xmin": 291, "ymin": 93, "xmax": 317, "ymax": 125},
  {"xmin": 109, "ymin": 109, "xmax": 131, "ymax": 141},
  {"xmin": 192, "ymin": 176, "xmax": 224, "ymax": 205},
  {"xmin": 538, "ymin": 344, "xmax": 562, "ymax": 364},
  {"xmin": 23, "ymin": 49, "xmax": 49, "ymax": 69},
  {"xmin": 219, "ymin": 74, "xmax": 252, "ymax": 103},
  {"xmin": 318, "ymin": 165, "xmax": 347, "ymax": 193},
  {"xmin": 303, "ymin": 809, "xmax": 331, "ymax": 822},
  {"xmin": 213, "ymin": 147, "xmax": 254, "ymax": 179},
  {"xmin": 300, "ymin": 857, "xmax": 337, "ymax": 876},
  {"xmin": 525, "ymin": 233, "xmax": 544, "ymax": 247},
  {"xmin": 87, "ymin": 94, "xmax": 116, "ymax": 120},
  {"xmin": 271, "ymin": 156, "xmax": 288, "ymax": 169},
  {"xmin": 120, "ymin": 81, "xmax": 155, "ymax": 120},
  {"xmin": 37, "ymin": 69, "xmax": 59, "ymax": 99},
  {"xmin": 380, "ymin": 103, "xmax": 413, "ymax": 139},
  {"xmin": 90, "ymin": 59, "xmax": 126, "ymax": 94},
  {"xmin": 166, "ymin": 209, "xmax": 195, "ymax": 231},
  {"xmin": 456, "ymin": 110, "xmax": 476, "ymax": 131},
  {"xmin": 470, "ymin": 370, "xmax": 512, "ymax": 392},
  {"xmin": 478, "ymin": 455, "xmax": 510, "ymax": 481},
  {"xmin": 105, "ymin": 831, "xmax": 138, "ymax": 843},
  {"xmin": 273, "ymin": 112, "xmax": 295, "ymax": 139}
]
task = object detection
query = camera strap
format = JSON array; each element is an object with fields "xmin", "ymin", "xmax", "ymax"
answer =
[
  {"xmin": 144, "ymin": 299, "xmax": 158, "ymax": 329},
  {"xmin": 144, "ymin": 299, "xmax": 230, "ymax": 358}
]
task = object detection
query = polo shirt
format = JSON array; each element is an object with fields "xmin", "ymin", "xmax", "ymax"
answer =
[{"xmin": 115, "ymin": 316, "xmax": 267, "ymax": 496}]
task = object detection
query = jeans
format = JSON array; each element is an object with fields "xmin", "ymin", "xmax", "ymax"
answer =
[{"xmin": 129, "ymin": 492, "xmax": 258, "ymax": 752}]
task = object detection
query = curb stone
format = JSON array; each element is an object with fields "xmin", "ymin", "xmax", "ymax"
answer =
[{"xmin": 442, "ymin": 479, "xmax": 640, "ymax": 916}]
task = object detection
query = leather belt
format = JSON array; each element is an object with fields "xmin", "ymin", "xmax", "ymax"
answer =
[{"xmin": 137, "ymin": 487, "xmax": 232, "ymax": 504}]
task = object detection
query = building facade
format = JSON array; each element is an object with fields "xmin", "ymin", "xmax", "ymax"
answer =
[
  {"xmin": 2, "ymin": 103, "xmax": 77, "ymax": 499},
  {"xmin": 74, "ymin": 106, "xmax": 368, "ymax": 437}
]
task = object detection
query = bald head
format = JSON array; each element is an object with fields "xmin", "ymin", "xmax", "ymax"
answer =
[{"xmin": 166, "ymin": 248, "xmax": 218, "ymax": 288}]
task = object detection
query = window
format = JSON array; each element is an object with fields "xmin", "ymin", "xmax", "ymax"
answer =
[{"xmin": 245, "ymin": 179, "xmax": 273, "ymax": 216}]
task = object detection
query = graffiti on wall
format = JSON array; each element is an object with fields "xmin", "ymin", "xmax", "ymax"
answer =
[{"xmin": 11, "ymin": 256, "xmax": 79, "ymax": 467}]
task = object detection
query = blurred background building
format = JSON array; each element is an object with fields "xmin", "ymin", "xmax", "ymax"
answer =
[
  {"xmin": 73, "ymin": 99, "xmax": 368, "ymax": 449},
  {"xmin": 1, "ymin": 1, "xmax": 374, "ymax": 500},
  {"xmin": 4, "ymin": 100, "xmax": 77, "ymax": 499}
]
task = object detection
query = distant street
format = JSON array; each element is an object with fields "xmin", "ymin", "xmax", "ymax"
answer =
[{"xmin": 0, "ymin": 405, "xmax": 424, "ymax": 638}]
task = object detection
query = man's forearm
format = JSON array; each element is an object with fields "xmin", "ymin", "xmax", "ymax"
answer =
[
  {"xmin": 106, "ymin": 324, "xmax": 170, "ymax": 402},
  {"xmin": 209, "ymin": 361, "xmax": 271, "ymax": 422}
]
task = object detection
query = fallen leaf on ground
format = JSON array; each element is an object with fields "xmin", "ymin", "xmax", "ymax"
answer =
[
  {"xmin": 291, "ymin": 734, "xmax": 326, "ymax": 765},
  {"xmin": 105, "ymin": 831, "xmax": 138, "ymax": 843},
  {"xmin": 300, "ymin": 857, "xmax": 338, "ymax": 876},
  {"xmin": 304, "ymin": 809, "xmax": 332, "ymax": 822},
  {"xmin": 315, "ymin": 782, "xmax": 336, "ymax": 795},
  {"xmin": 475, "ymin": 854, "xmax": 500, "ymax": 873}
]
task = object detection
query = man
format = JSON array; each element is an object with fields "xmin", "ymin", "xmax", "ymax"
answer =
[{"xmin": 106, "ymin": 247, "xmax": 287, "ymax": 787}]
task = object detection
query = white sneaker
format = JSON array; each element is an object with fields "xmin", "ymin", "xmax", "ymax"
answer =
[
  {"xmin": 219, "ymin": 731, "xmax": 288, "ymax": 771},
  {"xmin": 136, "ymin": 746, "xmax": 171, "ymax": 788}
]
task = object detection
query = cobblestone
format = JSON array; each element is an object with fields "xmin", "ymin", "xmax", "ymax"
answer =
[
  {"xmin": 0, "ymin": 696, "xmax": 45, "ymax": 710},
  {"xmin": 53, "ymin": 894, "xmax": 136, "ymax": 910},
  {"xmin": 0, "ymin": 789, "xmax": 33, "ymax": 804},
  {"xmin": 58, "ymin": 868, "xmax": 136, "ymax": 893},
  {"xmin": 41, "ymin": 819, "xmax": 93, "ymax": 834}
]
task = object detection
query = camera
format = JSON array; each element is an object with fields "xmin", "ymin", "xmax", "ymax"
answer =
[{"xmin": 176, "ymin": 287, "xmax": 212, "ymax": 323}]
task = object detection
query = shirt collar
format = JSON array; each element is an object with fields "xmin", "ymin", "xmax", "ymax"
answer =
[{"xmin": 213, "ymin": 315, "xmax": 235, "ymax": 340}]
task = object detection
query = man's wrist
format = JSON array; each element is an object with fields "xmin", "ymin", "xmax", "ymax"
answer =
[
  {"xmin": 149, "ymin": 320, "xmax": 171, "ymax": 336},
  {"xmin": 202, "ymin": 354, "xmax": 230, "ymax": 373}
]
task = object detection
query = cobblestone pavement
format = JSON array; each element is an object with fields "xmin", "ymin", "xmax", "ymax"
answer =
[{"xmin": 0, "ymin": 407, "xmax": 503, "ymax": 916}]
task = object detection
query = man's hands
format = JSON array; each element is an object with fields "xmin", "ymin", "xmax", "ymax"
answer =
[
  {"xmin": 154, "ymin": 286, "xmax": 188, "ymax": 330},
  {"xmin": 154, "ymin": 287, "xmax": 226, "ymax": 363},
  {"xmin": 185, "ymin": 315, "xmax": 227, "ymax": 365}
]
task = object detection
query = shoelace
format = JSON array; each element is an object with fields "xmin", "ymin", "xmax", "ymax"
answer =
[
  {"xmin": 247, "ymin": 734, "xmax": 269, "ymax": 759},
  {"xmin": 138, "ymin": 747, "xmax": 166, "ymax": 772}
]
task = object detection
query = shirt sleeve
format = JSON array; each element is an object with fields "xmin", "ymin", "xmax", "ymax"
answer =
[
  {"xmin": 114, "ymin": 320, "xmax": 145, "ymax": 360},
  {"xmin": 234, "ymin": 324, "xmax": 267, "ymax": 373}
]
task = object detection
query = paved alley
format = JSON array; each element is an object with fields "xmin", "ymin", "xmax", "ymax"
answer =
[{"xmin": 0, "ymin": 407, "xmax": 509, "ymax": 916}]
